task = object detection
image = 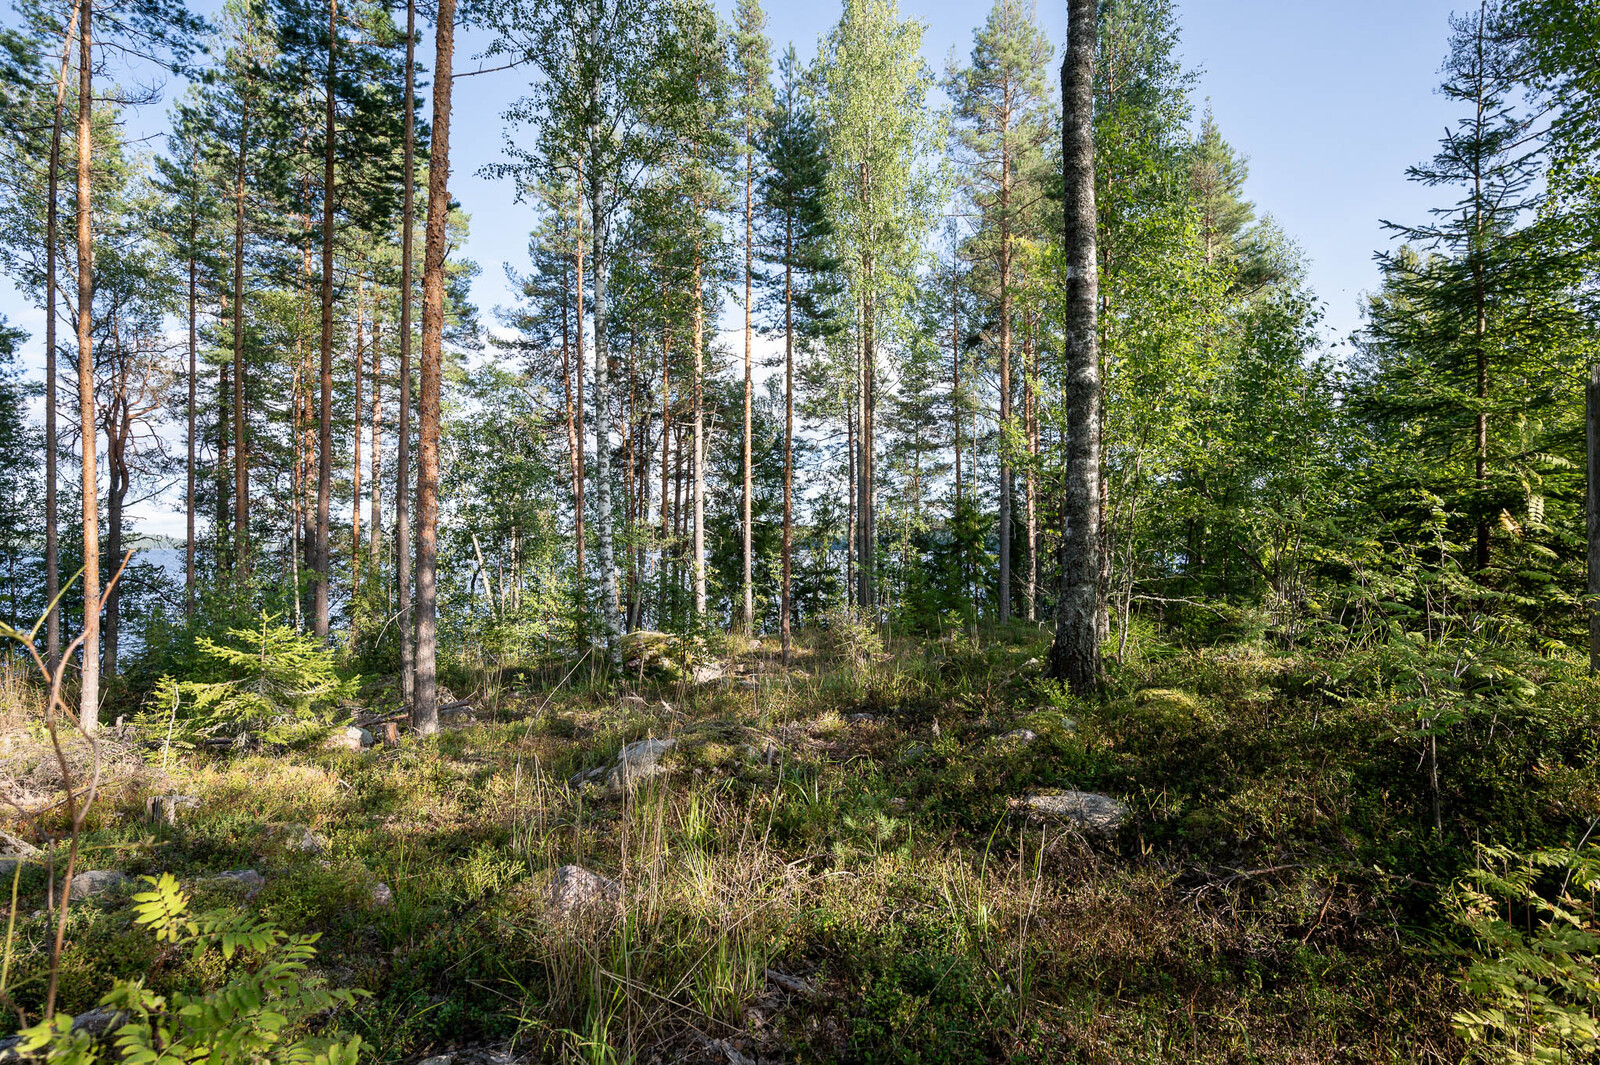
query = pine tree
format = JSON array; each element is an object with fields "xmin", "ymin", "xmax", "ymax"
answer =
[
  {"xmin": 758, "ymin": 44, "xmax": 837, "ymax": 659},
  {"xmin": 817, "ymin": 0, "xmax": 939, "ymax": 615},
  {"xmin": 947, "ymin": 0, "xmax": 1054, "ymax": 625}
]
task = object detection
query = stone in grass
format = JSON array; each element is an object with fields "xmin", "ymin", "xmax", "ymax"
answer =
[
  {"xmin": 548, "ymin": 865, "xmax": 618, "ymax": 918},
  {"xmin": 605, "ymin": 737, "xmax": 676, "ymax": 791},
  {"xmin": 846, "ymin": 713, "xmax": 875, "ymax": 724},
  {"xmin": 369, "ymin": 882, "xmax": 394, "ymax": 907},
  {"xmin": 67, "ymin": 870, "xmax": 131, "ymax": 900},
  {"xmin": 321, "ymin": 725, "xmax": 373, "ymax": 752},
  {"xmin": 0, "ymin": 830, "xmax": 40, "ymax": 877},
  {"xmin": 418, "ymin": 1051, "xmax": 516, "ymax": 1065},
  {"xmin": 210, "ymin": 869, "xmax": 266, "ymax": 898},
  {"xmin": 280, "ymin": 824, "xmax": 329, "ymax": 855},
  {"xmin": 1018, "ymin": 791, "xmax": 1129, "ymax": 836}
]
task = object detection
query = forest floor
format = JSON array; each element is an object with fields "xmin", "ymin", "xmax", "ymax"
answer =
[{"xmin": 6, "ymin": 622, "xmax": 1599, "ymax": 1063}]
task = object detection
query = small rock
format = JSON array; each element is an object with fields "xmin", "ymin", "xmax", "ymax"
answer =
[
  {"xmin": 709, "ymin": 1038, "xmax": 757, "ymax": 1065},
  {"xmin": 846, "ymin": 713, "xmax": 875, "ymax": 724},
  {"xmin": 567, "ymin": 766, "xmax": 606, "ymax": 788},
  {"xmin": 692, "ymin": 663, "xmax": 726, "ymax": 685},
  {"xmin": 1023, "ymin": 657, "xmax": 1041, "ymax": 668},
  {"xmin": 619, "ymin": 695, "xmax": 649, "ymax": 709},
  {"xmin": 321, "ymin": 726, "xmax": 373, "ymax": 752},
  {"xmin": 0, "ymin": 830, "xmax": 40, "ymax": 877},
  {"xmin": 67, "ymin": 870, "xmax": 130, "ymax": 900},
  {"xmin": 548, "ymin": 864, "xmax": 619, "ymax": 917},
  {"xmin": 765, "ymin": 968, "xmax": 813, "ymax": 996},
  {"xmin": 735, "ymin": 678, "xmax": 759, "ymax": 691},
  {"xmin": 606, "ymin": 737, "xmax": 676, "ymax": 790},
  {"xmin": 145, "ymin": 794, "xmax": 200, "ymax": 825},
  {"xmin": 282, "ymin": 824, "xmax": 329, "ymax": 855},
  {"xmin": 369, "ymin": 882, "xmax": 393, "ymax": 907},
  {"xmin": 999, "ymin": 728, "xmax": 1038, "ymax": 745},
  {"xmin": 1018, "ymin": 791, "xmax": 1129, "ymax": 836},
  {"xmin": 210, "ymin": 869, "xmax": 266, "ymax": 897}
]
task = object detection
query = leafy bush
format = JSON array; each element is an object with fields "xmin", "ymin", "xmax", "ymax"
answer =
[
  {"xmin": 143, "ymin": 613, "xmax": 357, "ymax": 747},
  {"xmin": 1450, "ymin": 842, "xmax": 1600, "ymax": 1063},
  {"xmin": 15, "ymin": 873, "xmax": 365, "ymax": 1063}
]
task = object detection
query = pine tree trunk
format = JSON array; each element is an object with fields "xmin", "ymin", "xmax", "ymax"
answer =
[
  {"xmin": 351, "ymin": 277, "xmax": 365, "ymax": 622},
  {"xmin": 997, "ymin": 149, "xmax": 1012, "ymax": 625},
  {"xmin": 781, "ymin": 216, "xmax": 794, "ymax": 664},
  {"xmin": 659, "ymin": 324, "xmax": 671, "ymax": 622},
  {"xmin": 45, "ymin": 0, "xmax": 78, "ymax": 667},
  {"xmin": 186, "ymin": 245, "xmax": 196, "ymax": 616},
  {"xmin": 573, "ymin": 162, "xmax": 587, "ymax": 587},
  {"xmin": 742, "ymin": 140, "xmax": 755, "ymax": 635},
  {"xmin": 1587, "ymin": 363, "xmax": 1599, "ymax": 675},
  {"xmin": 414, "ymin": 0, "xmax": 454, "ymax": 733},
  {"xmin": 396, "ymin": 0, "xmax": 416, "ymax": 710},
  {"xmin": 587, "ymin": 164, "xmax": 622, "ymax": 661},
  {"xmin": 232, "ymin": 84, "xmax": 250, "ymax": 562},
  {"xmin": 369, "ymin": 314, "xmax": 382, "ymax": 562},
  {"xmin": 1048, "ymin": 0, "xmax": 1101, "ymax": 696},
  {"xmin": 692, "ymin": 253, "xmax": 706, "ymax": 620},
  {"xmin": 314, "ymin": 0, "xmax": 338, "ymax": 641},
  {"xmin": 75, "ymin": 0, "xmax": 99, "ymax": 732}
]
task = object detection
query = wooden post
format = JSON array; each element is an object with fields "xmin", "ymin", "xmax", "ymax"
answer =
[{"xmin": 1588, "ymin": 363, "xmax": 1599, "ymax": 675}]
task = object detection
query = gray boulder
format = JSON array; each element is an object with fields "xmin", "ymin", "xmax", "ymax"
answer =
[
  {"xmin": 548, "ymin": 864, "xmax": 618, "ymax": 918},
  {"xmin": 209, "ymin": 869, "xmax": 266, "ymax": 897},
  {"xmin": 322, "ymin": 726, "xmax": 373, "ymax": 752},
  {"xmin": 606, "ymin": 737, "xmax": 676, "ymax": 790},
  {"xmin": 0, "ymin": 831, "xmax": 39, "ymax": 878},
  {"xmin": 67, "ymin": 870, "xmax": 130, "ymax": 900},
  {"xmin": 1018, "ymin": 791, "xmax": 1129, "ymax": 836}
]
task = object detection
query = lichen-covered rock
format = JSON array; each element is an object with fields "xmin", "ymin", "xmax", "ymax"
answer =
[
  {"xmin": 548, "ymin": 864, "xmax": 619, "ymax": 918},
  {"xmin": 1017, "ymin": 791, "xmax": 1129, "ymax": 836},
  {"xmin": 67, "ymin": 869, "xmax": 130, "ymax": 900},
  {"xmin": 322, "ymin": 726, "xmax": 373, "ymax": 752},
  {"xmin": 209, "ymin": 869, "xmax": 266, "ymax": 897},
  {"xmin": 0, "ymin": 830, "xmax": 39, "ymax": 877},
  {"xmin": 606, "ymin": 737, "xmax": 676, "ymax": 790}
]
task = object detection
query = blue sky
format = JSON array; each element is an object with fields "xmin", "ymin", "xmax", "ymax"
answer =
[{"xmin": 445, "ymin": 0, "xmax": 1466, "ymax": 350}]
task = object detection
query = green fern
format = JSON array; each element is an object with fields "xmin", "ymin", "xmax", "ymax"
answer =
[{"xmin": 15, "ymin": 873, "xmax": 366, "ymax": 1063}]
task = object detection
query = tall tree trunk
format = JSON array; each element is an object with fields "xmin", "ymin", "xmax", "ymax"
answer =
[
  {"xmin": 185, "ymin": 242, "xmax": 196, "ymax": 616},
  {"xmin": 414, "ymin": 0, "xmax": 455, "ymax": 732},
  {"xmin": 104, "ymin": 396, "xmax": 125, "ymax": 679},
  {"xmin": 573, "ymin": 162, "xmax": 587, "ymax": 586},
  {"xmin": 396, "ymin": 0, "xmax": 416, "ymax": 709},
  {"xmin": 1024, "ymin": 323, "xmax": 1038, "ymax": 621},
  {"xmin": 659, "ymin": 325, "xmax": 672, "ymax": 622},
  {"xmin": 589, "ymin": 201, "xmax": 620, "ymax": 654},
  {"xmin": 369, "ymin": 315, "xmax": 382, "ymax": 561},
  {"xmin": 350, "ymin": 277, "xmax": 365, "ymax": 622},
  {"xmin": 1048, "ymin": 0, "xmax": 1101, "ymax": 695},
  {"xmin": 1587, "ymin": 363, "xmax": 1599, "ymax": 675},
  {"xmin": 780, "ymin": 214, "xmax": 794, "ymax": 664},
  {"xmin": 741, "ymin": 136, "xmax": 755, "ymax": 635},
  {"xmin": 951, "ymin": 263, "xmax": 961, "ymax": 516},
  {"xmin": 856, "ymin": 277, "xmax": 875, "ymax": 612},
  {"xmin": 692, "ymin": 253, "xmax": 706, "ymax": 620},
  {"xmin": 45, "ymin": 0, "xmax": 79, "ymax": 667},
  {"xmin": 75, "ymin": 0, "xmax": 99, "ymax": 732},
  {"xmin": 232, "ymin": 80, "xmax": 251, "ymax": 562},
  {"xmin": 314, "ymin": 0, "xmax": 338, "ymax": 641},
  {"xmin": 997, "ymin": 148, "xmax": 1012, "ymax": 625}
]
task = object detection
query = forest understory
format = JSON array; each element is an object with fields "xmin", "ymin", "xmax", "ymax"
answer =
[{"xmin": 6, "ymin": 617, "xmax": 1595, "ymax": 1064}]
